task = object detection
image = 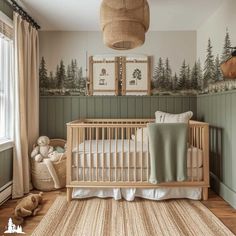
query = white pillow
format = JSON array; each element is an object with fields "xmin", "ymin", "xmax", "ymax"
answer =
[
  {"xmin": 155, "ymin": 111, "xmax": 193, "ymax": 123},
  {"xmin": 131, "ymin": 127, "xmax": 148, "ymax": 143}
]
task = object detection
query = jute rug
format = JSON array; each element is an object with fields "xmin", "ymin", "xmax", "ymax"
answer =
[{"xmin": 32, "ymin": 196, "xmax": 234, "ymax": 236}]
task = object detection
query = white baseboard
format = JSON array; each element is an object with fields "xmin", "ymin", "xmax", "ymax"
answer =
[
  {"xmin": 0, "ymin": 182, "xmax": 12, "ymax": 205},
  {"xmin": 210, "ymin": 173, "xmax": 236, "ymax": 209}
]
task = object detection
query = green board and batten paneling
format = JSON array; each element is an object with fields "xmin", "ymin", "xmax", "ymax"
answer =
[
  {"xmin": 197, "ymin": 90, "xmax": 236, "ymax": 208},
  {"xmin": 39, "ymin": 96, "xmax": 197, "ymax": 139},
  {"xmin": 0, "ymin": 148, "xmax": 13, "ymax": 188}
]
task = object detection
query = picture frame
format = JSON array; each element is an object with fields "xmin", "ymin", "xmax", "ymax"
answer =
[
  {"xmin": 89, "ymin": 56, "xmax": 119, "ymax": 95},
  {"xmin": 122, "ymin": 56, "xmax": 152, "ymax": 95}
]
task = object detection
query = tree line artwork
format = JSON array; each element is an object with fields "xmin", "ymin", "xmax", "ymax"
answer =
[
  {"xmin": 39, "ymin": 58, "xmax": 87, "ymax": 96},
  {"xmin": 39, "ymin": 28, "xmax": 235, "ymax": 96},
  {"xmin": 152, "ymin": 28, "xmax": 236, "ymax": 95}
]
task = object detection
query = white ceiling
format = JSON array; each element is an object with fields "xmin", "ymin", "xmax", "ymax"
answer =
[{"xmin": 20, "ymin": 0, "xmax": 225, "ymax": 31}]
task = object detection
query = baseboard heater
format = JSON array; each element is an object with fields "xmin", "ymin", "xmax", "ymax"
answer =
[{"xmin": 0, "ymin": 181, "xmax": 12, "ymax": 206}]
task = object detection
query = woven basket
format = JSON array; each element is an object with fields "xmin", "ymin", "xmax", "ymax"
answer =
[{"xmin": 31, "ymin": 139, "xmax": 66, "ymax": 191}]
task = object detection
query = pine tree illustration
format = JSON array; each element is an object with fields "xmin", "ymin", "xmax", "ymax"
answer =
[
  {"xmin": 191, "ymin": 62, "xmax": 199, "ymax": 90},
  {"xmin": 221, "ymin": 28, "xmax": 231, "ymax": 62},
  {"xmin": 133, "ymin": 68, "xmax": 142, "ymax": 85},
  {"xmin": 203, "ymin": 39, "xmax": 215, "ymax": 88},
  {"xmin": 172, "ymin": 73, "xmax": 178, "ymax": 91},
  {"xmin": 153, "ymin": 57, "xmax": 164, "ymax": 89},
  {"xmin": 164, "ymin": 58, "xmax": 172, "ymax": 90},
  {"xmin": 178, "ymin": 60, "xmax": 187, "ymax": 90},
  {"xmin": 65, "ymin": 63, "xmax": 75, "ymax": 89},
  {"xmin": 57, "ymin": 60, "xmax": 66, "ymax": 89},
  {"xmin": 186, "ymin": 65, "xmax": 191, "ymax": 89},
  {"xmin": 39, "ymin": 57, "xmax": 48, "ymax": 89},
  {"xmin": 197, "ymin": 59, "xmax": 203, "ymax": 90},
  {"xmin": 49, "ymin": 71, "xmax": 56, "ymax": 89},
  {"xmin": 214, "ymin": 55, "xmax": 223, "ymax": 81},
  {"xmin": 71, "ymin": 59, "xmax": 79, "ymax": 87}
]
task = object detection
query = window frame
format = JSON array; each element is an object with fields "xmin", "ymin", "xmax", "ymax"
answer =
[{"xmin": 0, "ymin": 11, "xmax": 14, "ymax": 151}]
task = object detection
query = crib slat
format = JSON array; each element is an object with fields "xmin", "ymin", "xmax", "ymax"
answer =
[
  {"xmin": 191, "ymin": 127, "xmax": 194, "ymax": 182},
  {"xmin": 147, "ymin": 127, "xmax": 149, "ymax": 182},
  {"xmin": 134, "ymin": 128, "xmax": 137, "ymax": 182},
  {"xmin": 102, "ymin": 127, "xmax": 105, "ymax": 181},
  {"xmin": 122, "ymin": 127, "xmax": 124, "ymax": 182},
  {"xmin": 77, "ymin": 128, "xmax": 79, "ymax": 181},
  {"xmin": 128, "ymin": 127, "xmax": 130, "ymax": 182},
  {"xmin": 141, "ymin": 127, "xmax": 143, "ymax": 182},
  {"xmin": 83, "ymin": 128, "xmax": 85, "ymax": 181},
  {"xmin": 109, "ymin": 128, "xmax": 111, "ymax": 182},
  {"xmin": 96, "ymin": 127, "xmax": 98, "ymax": 182},
  {"xmin": 115, "ymin": 127, "xmax": 118, "ymax": 182},
  {"xmin": 196, "ymin": 127, "xmax": 199, "ymax": 181},
  {"xmin": 90, "ymin": 127, "xmax": 92, "ymax": 181}
]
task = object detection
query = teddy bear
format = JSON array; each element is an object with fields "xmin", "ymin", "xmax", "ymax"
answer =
[
  {"xmin": 14, "ymin": 192, "xmax": 43, "ymax": 224},
  {"xmin": 31, "ymin": 136, "xmax": 54, "ymax": 162}
]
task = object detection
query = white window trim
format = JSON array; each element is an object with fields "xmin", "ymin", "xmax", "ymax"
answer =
[
  {"xmin": 0, "ymin": 11, "xmax": 13, "ymax": 152},
  {"xmin": 0, "ymin": 139, "xmax": 14, "ymax": 152}
]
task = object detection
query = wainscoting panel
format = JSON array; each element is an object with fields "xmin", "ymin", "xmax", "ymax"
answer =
[
  {"xmin": 197, "ymin": 91, "xmax": 236, "ymax": 202},
  {"xmin": 40, "ymin": 96, "xmax": 197, "ymax": 140},
  {"xmin": 0, "ymin": 148, "xmax": 13, "ymax": 188}
]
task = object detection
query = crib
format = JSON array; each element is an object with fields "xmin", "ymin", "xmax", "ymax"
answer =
[{"xmin": 66, "ymin": 119, "xmax": 209, "ymax": 202}]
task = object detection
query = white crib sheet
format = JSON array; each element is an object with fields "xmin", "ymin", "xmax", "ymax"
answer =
[{"xmin": 72, "ymin": 140, "xmax": 203, "ymax": 168}]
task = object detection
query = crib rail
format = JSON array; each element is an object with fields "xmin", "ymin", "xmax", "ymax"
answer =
[{"xmin": 66, "ymin": 119, "xmax": 209, "ymax": 201}]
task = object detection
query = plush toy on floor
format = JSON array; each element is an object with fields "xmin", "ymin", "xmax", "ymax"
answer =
[{"xmin": 14, "ymin": 192, "xmax": 43, "ymax": 224}]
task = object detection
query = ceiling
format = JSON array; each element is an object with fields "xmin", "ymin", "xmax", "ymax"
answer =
[{"xmin": 20, "ymin": 0, "xmax": 225, "ymax": 31}]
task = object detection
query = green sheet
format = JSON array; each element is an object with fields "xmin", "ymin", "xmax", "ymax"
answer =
[{"xmin": 148, "ymin": 123, "xmax": 188, "ymax": 184}]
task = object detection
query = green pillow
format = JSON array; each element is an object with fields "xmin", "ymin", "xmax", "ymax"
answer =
[{"xmin": 54, "ymin": 146, "xmax": 64, "ymax": 153}]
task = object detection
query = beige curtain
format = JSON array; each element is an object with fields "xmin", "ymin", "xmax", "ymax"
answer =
[{"xmin": 12, "ymin": 13, "xmax": 39, "ymax": 198}]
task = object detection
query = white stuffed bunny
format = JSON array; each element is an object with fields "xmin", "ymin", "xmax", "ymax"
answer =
[{"xmin": 31, "ymin": 136, "xmax": 54, "ymax": 162}]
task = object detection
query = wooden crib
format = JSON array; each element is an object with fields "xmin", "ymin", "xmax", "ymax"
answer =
[{"xmin": 66, "ymin": 119, "xmax": 209, "ymax": 202}]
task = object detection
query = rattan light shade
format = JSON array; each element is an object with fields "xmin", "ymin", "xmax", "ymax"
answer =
[{"xmin": 100, "ymin": 0, "xmax": 150, "ymax": 50}]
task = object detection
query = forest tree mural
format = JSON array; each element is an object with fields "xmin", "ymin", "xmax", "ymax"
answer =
[
  {"xmin": 151, "ymin": 28, "xmax": 236, "ymax": 95},
  {"xmin": 39, "ymin": 58, "xmax": 87, "ymax": 96},
  {"xmin": 39, "ymin": 29, "xmax": 236, "ymax": 96}
]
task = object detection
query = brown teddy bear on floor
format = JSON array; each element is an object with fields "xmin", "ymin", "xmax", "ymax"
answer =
[{"xmin": 14, "ymin": 192, "xmax": 43, "ymax": 224}]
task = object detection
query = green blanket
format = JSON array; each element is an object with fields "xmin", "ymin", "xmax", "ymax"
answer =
[{"xmin": 148, "ymin": 123, "xmax": 188, "ymax": 184}]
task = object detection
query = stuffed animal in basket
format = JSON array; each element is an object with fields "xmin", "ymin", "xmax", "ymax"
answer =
[
  {"xmin": 14, "ymin": 192, "xmax": 43, "ymax": 224},
  {"xmin": 31, "ymin": 136, "xmax": 53, "ymax": 162}
]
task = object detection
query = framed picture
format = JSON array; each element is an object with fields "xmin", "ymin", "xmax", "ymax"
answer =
[
  {"xmin": 122, "ymin": 56, "xmax": 151, "ymax": 95},
  {"xmin": 89, "ymin": 56, "xmax": 119, "ymax": 95}
]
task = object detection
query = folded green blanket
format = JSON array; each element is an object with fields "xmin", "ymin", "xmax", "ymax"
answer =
[{"xmin": 148, "ymin": 123, "xmax": 188, "ymax": 184}]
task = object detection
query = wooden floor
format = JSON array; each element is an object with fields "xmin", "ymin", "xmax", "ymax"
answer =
[{"xmin": 0, "ymin": 189, "xmax": 236, "ymax": 236}]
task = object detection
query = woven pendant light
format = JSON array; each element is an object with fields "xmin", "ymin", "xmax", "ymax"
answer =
[{"xmin": 100, "ymin": 0, "xmax": 150, "ymax": 50}]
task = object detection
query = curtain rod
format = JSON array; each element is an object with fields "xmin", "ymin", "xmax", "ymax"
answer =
[{"xmin": 8, "ymin": 0, "xmax": 40, "ymax": 30}]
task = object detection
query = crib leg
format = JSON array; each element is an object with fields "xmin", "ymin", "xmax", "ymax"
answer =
[
  {"xmin": 202, "ymin": 187, "xmax": 208, "ymax": 200},
  {"xmin": 67, "ymin": 187, "xmax": 72, "ymax": 202}
]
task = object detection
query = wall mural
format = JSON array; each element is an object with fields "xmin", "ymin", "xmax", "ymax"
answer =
[
  {"xmin": 39, "ymin": 29, "xmax": 235, "ymax": 96},
  {"xmin": 151, "ymin": 28, "xmax": 236, "ymax": 96},
  {"xmin": 39, "ymin": 58, "xmax": 87, "ymax": 96}
]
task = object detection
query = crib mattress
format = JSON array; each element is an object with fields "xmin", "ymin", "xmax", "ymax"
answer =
[
  {"xmin": 71, "ymin": 140, "xmax": 203, "ymax": 182},
  {"xmin": 72, "ymin": 139, "xmax": 203, "ymax": 168}
]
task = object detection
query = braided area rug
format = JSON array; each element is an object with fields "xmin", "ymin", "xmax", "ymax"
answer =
[{"xmin": 32, "ymin": 196, "xmax": 234, "ymax": 236}]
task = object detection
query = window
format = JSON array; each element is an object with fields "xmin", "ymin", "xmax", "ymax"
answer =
[{"xmin": 0, "ymin": 14, "xmax": 13, "ymax": 146}]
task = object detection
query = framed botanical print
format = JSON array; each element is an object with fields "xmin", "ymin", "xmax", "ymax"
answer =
[
  {"xmin": 122, "ymin": 56, "xmax": 151, "ymax": 95},
  {"xmin": 89, "ymin": 56, "xmax": 119, "ymax": 95}
]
